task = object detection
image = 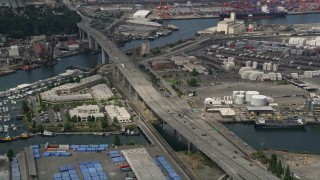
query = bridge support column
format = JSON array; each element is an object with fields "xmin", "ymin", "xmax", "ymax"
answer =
[
  {"xmin": 101, "ymin": 49, "xmax": 106, "ymax": 64},
  {"xmin": 79, "ymin": 28, "xmax": 82, "ymax": 38},
  {"xmin": 88, "ymin": 36, "xmax": 93, "ymax": 49},
  {"xmin": 188, "ymin": 141, "xmax": 191, "ymax": 155},
  {"xmin": 82, "ymin": 30, "xmax": 85, "ymax": 41},
  {"xmin": 94, "ymin": 40, "xmax": 99, "ymax": 50},
  {"xmin": 162, "ymin": 120, "xmax": 165, "ymax": 131},
  {"xmin": 178, "ymin": 133, "xmax": 181, "ymax": 142}
]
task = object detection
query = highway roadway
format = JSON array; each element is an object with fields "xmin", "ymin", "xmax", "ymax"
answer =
[
  {"xmin": 68, "ymin": 0, "xmax": 279, "ymax": 177},
  {"xmin": 78, "ymin": 20, "xmax": 279, "ymax": 179}
]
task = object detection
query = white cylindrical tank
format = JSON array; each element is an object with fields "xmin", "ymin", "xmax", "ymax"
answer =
[
  {"xmin": 235, "ymin": 95, "xmax": 245, "ymax": 105},
  {"xmin": 204, "ymin": 98, "xmax": 213, "ymax": 105},
  {"xmin": 266, "ymin": 96, "xmax": 274, "ymax": 103},
  {"xmin": 251, "ymin": 95, "xmax": 267, "ymax": 106},
  {"xmin": 273, "ymin": 64, "xmax": 278, "ymax": 71},
  {"xmin": 232, "ymin": 91, "xmax": 239, "ymax": 99},
  {"xmin": 267, "ymin": 63, "xmax": 272, "ymax": 71},
  {"xmin": 263, "ymin": 63, "xmax": 268, "ymax": 70},
  {"xmin": 246, "ymin": 61, "xmax": 252, "ymax": 67},
  {"xmin": 252, "ymin": 61, "xmax": 258, "ymax": 69},
  {"xmin": 246, "ymin": 91, "xmax": 259, "ymax": 102}
]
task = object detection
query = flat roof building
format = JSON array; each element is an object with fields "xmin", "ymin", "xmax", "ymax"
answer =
[
  {"xmin": 132, "ymin": 10, "xmax": 151, "ymax": 18},
  {"xmin": 69, "ymin": 104, "xmax": 104, "ymax": 122},
  {"xmin": 105, "ymin": 105, "xmax": 131, "ymax": 123},
  {"xmin": 91, "ymin": 84, "xmax": 113, "ymax": 101},
  {"xmin": 247, "ymin": 106, "xmax": 274, "ymax": 116},
  {"xmin": 40, "ymin": 75, "xmax": 102, "ymax": 103},
  {"xmin": 121, "ymin": 148, "xmax": 166, "ymax": 180}
]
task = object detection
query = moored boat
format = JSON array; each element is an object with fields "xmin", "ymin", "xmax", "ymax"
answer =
[{"xmin": 0, "ymin": 134, "xmax": 18, "ymax": 142}]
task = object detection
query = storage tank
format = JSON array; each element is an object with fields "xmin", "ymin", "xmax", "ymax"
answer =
[
  {"xmin": 272, "ymin": 64, "xmax": 278, "ymax": 72},
  {"xmin": 246, "ymin": 61, "xmax": 252, "ymax": 67},
  {"xmin": 251, "ymin": 95, "xmax": 267, "ymax": 106},
  {"xmin": 252, "ymin": 61, "xmax": 258, "ymax": 69},
  {"xmin": 232, "ymin": 91, "xmax": 239, "ymax": 99},
  {"xmin": 246, "ymin": 91, "xmax": 259, "ymax": 102},
  {"xmin": 204, "ymin": 98, "xmax": 213, "ymax": 105},
  {"xmin": 263, "ymin": 63, "xmax": 268, "ymax": 71},
  {"xmin": 267, "ymin": 63, "xmax": 272, "ymax": 71},
  {"xmin": 235, "ymin": 95, "xmax": 245, "ymax": 105}
]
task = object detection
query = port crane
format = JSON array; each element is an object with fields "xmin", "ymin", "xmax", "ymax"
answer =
[
  {"xmin": 45, "ymin": 35, "xmax": 58, "ymax": 65},
  {"xmin": 156, "ymin": 0, "xmax": 171, "ymax": 19}
]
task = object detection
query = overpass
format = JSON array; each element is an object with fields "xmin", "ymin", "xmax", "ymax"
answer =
[{"xmin": 72, "ymin": 4, "xmax": 278, "ymax": 180}]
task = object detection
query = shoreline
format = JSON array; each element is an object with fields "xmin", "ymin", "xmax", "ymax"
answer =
[{"xmin": 153, "ymin": 11, "xmax": 320, "ymax": 20}]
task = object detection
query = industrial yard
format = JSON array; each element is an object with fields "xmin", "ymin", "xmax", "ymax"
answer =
[{"xmin": 13, "ymin": 144, "xmax": 183, "ymax": 180}]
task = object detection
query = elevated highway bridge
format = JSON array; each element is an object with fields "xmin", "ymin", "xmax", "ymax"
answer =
[{"xmin": 66, "ymin": 0, "xmax": 279, "ymax": 178}]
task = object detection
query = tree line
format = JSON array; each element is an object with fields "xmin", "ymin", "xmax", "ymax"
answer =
[{"xmin": 0, "ymin": 6, "xmax": 81, "ymax": 39}]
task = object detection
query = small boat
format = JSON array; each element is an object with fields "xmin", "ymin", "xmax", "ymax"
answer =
[
  {"xmin": 0, "ymin": 126, "xmax": 3, "ymax": 132},
  {"xmin": 0, "ymin": 134, "xmax": 18, "ymax": 142},
  {"xmin": 93, "ymin": 132, "xmax": 104, "ymax": 136},
  {"xmin": 10, "ymin": 124, "xmax": 14, "ymax": 128},
  {"xmin": 20, "ymin": 132, "xmax": 33, "ymax": 139},
  {"xmin": 12, "ymin": 126, "xmax": 17, "ymax": 131},
  {"xmin": 41, "ymin": 130, "xmax": 55, "ymax": 137}
]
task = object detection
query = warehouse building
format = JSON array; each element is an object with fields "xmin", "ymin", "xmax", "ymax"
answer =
[
  {"xmin": 69, "ymin": 105, "xmax": 104, "ymax": 122},
  {"xmin": 40, "ymin": 75, "xmax": 102, "ymax": 103},
  {"xmin": 91, "ymin": 84, "xmax": 113, "ymax": 101},
  {"xmin": 247, "ymin": 106, "xmax": 273, "ymax": 116},
  {"xmin": 105, "ymin": 105, "xmax": 131, "ymax": 123}
]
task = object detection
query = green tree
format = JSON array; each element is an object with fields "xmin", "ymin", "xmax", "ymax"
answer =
[
  {"xmin": 284, "ymin": 165, "xmax": 291, "ymax": 180},
  {"xmin": 64, "ymin": 121, "xmax": 74, "ymax": 131},
  {"xmin": 276, "ymin": 160, "xmax": 283, "ymax": 177},
  {"xmin": 191, "ymin": 68, "xmax": 198, "ymax": 76},
  {"xmin": 127, "ymin": 139, "xmax": 135, "ymax": 145},
  {"xmin": 21, "ymin": 99, "xmax": 29, "ymax": 113},
  {"xmin": 53, "ymin": 105, "xmax": 60, "ymax": 112},
  {"xmin": 113, "ymin": 135, "xmax": 121, "ymax": 146},
  {"xmin": 270, "ymin": 154, "xmax": 278, "ymax": 173},
  {"xmin": 188, "ymin": 78, "xmax": 198, "ymax": 86},
  {"xmin": 113, "ymin": 117, "xmax": 119, "ymax": 123},
  {"xmin": 32, "ymin": 120, "xmax": 37, "ymax": 128},
  {"xmin": 208, "ymin": 68, "xmax": 213, "ymax": 75},
  {"xmin": 101, "ymin": 120, "xmax": 108, "ymax": 129},
  {"xmin": 38, "ymin": 124, "xmax": 44, "ymax": 134},
  {"xmin": 7, "ymin": 149, "xmax": 14, "ymax": 162},
  {"xmin": 87, "ymin": 116, "xmax": 95, "ymax": 122}
]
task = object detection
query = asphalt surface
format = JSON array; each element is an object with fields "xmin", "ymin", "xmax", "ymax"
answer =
[{"xmin": 77, "ymin": 21, "xmax": 279, "ymax": 179}]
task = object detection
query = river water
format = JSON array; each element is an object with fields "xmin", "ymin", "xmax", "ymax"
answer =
[{"xmin": 0, "ymin": 13, "xmax": 319, "ymax": 154}]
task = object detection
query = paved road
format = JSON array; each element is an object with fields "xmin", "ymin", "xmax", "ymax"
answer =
[
  {"xmin": 63, "ymin": 0, "xmax": 279, "ymax": 178},
  {"xmin": 78, "ymin": 21, "xmax": 279, "ymax": 179}
]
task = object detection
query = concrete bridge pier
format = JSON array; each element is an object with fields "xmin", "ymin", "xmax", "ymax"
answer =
[
  {"xmin": 88, "ymin": 36, "xmax": 93, "ymax": 49},
  {"xmin": 79, "ymin": 28, "xmax": 82, "ymax": 38},
  {"xmin": 188, "ymin": 141, "xmax": 191, "ymax": 155},
  {"xmin": 178, "ymin": 133, "xmax": 182, "ymax": 142},
  {"xmin": 101, "ymin": 49, "xmax": 106, "ymax": 64},
  {"xmin": 82, "ymin": 30, "xmax": 85, "ymax": 42},
  {"xmin": 94, "ymin": 40, "xmax": 99, "ymax": 50}
]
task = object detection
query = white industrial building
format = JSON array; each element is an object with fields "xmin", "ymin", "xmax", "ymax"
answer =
[
  {"xmin": 8, "ymin": 46, "xmax": 20, "ymax": 57},
  {"xmin": 217, "ymin": 12, "xmax": 245, "ymax": 34},
  {"xmin": 132, "ymin": 10, "xmax": 151, "ymax": 18},
  {"xmin": 40, "ymin": 75, "xmax": 102, "ymax": 103},
  {"xmin": 69, "ymin": 105, "xmax": 104, "ymax": 122},
  {"xmin": 91, "ymin": 84, "xmax": 113, "ymax": 101},
  {"xmin": 183, "ymin": 63, "xmax": 207, "ymax": 74},
  {"xmin": 105, "ymin": 105, "xmax": 131, "ymax": 123},
  {"xmin": 126, "ymin": 18, "xmax": 162, "ymax": 27}
]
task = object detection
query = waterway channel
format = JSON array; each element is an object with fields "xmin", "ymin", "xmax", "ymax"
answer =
[{"xmin": 0, "ymin": 13, "xmax": 319, "ymax": 154}]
